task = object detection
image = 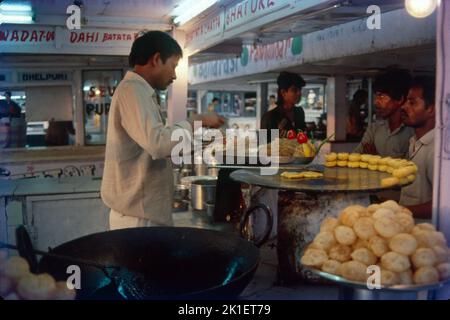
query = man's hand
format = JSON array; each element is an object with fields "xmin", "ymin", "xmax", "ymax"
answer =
[
  {"xmin": 192, "ymin": 113, "xmax": 225, "ymax": 128},
  {"xmin": 362, "ymin": 142, "xmax": 378, "ymax": 155}
]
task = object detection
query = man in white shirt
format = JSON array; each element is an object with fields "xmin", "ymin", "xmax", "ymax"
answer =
[
  {"xmin": 354, "ymin": 70, "xmax": 414, "ymax": 158},
  {"xmin": 399, "ymin": 76, "xmax": 436, "ymax": 219},
  {"xmin": 101, "ymin": 31, "xmax": 224, "ymax": 230}
]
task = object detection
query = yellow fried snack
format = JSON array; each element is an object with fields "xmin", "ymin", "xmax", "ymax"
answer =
[
  {"xmin": 339, "ymin": 261, "xmax": 368, "ymax": 282},
  {"xmin": 416, "ymin": 223, "xmax": 436, "ymax": 232},
  {"xmin": 17, "ymin": 273, "xmax": 56, "ymax": 300},
  {"xmin": 325, "ymin": 161, "xmax": 337, "ymax": 168},
  {"xmin": 339, "ymin": 205, "xmax": 365, "ymax": 227},
  {"xmin": 386, "ymin": 167, "xmax": 394, "ymax": 174},
  {"xmin": 280, "ymin": 171, "xmax": 324, "ymax": 179},
  {"xmin": 0, "ymin": 256, "xmax": 30, "ymax": 280},
  {"xmin": 413, "ymin": 266, "xmax": 439, "ymax": 285},
  {"xmin": 392, "ymin": 166, "xmax": 416, "ymax": 179},
  {"xmin": 436, "ymin": 263, "xmax": 450, "ymax": 281},
  {"xmin": 302, "ymin": 171, "xmax": 325, "ymax": 179},
  {"xmin": 337, "ymin": 153, "xmax": 349, "ymax": 161},
  {"xmin": 378, "ymin": 165, "xmax": 388, "ymax": 172},
  {"xmin": 352, "ymin": 239, "xmax": 370, "ymax": 251},
  {"xmin": 412, "ymin": 248, "xmax": 437, "ymax": 268},
  {"xmin": 348, "ymin": 153, "xmax": 362, "ymax": 162},
  {"xmin": 381, "ymin": 269, "xmax": 400, "ymax": 286},
  {"xmin": 367, "ymin": 204, "xmax": 382, "ymax": 214},
  {"xmin": 393, "ymin": 212, "xmax": 415, "ymax": 233},
  {"xmin": 380, "ymin": 200, "xmax": 401, "ymax": 212},
  {"xmin": 398, "ymin": 270, "xmax": 414, "ymax": 285},
  {"xmin": 389, "ymin": 233, "xmax": 418, "ymax": 256},
  {"xmin": 329, "ymin": 245, "xmax": 352, "ymax": 262},
  {"xmin": 347, "ymin": 161, "xmax": 360, "ymax": 168},
  {"xmin": 337, "ymin": 160, "xmax": 348, "ymax": 167},
  {"xmin": 320, "ymin": 217, "xmax": 339, "ymax": 233},
  {"xmin": 52, "ymin": 281, "xmax": 77, "ymax": 300},
  {"xmin": 321, "ymin": 260, "xmax": 342, "ymax": 276},
  {"xmin": 325, "ymin": 153, "xmax": 337, "ymax": 162},
  {"xmin": 374, "ymin": 217, "xmax": 402, "ymax": 238},
  {"xmin": 300, "ymin": 248, "xmax": 329, "ymax": 268},
  {"xmin": 380, "ymin": 177, "xmax": 399, "ymax": 188},
  {"xmin": 373, "ymin": 208, "xmax": 395, "ymax": 220},
  {"xmin": 359, "ymin": 162, "xmax": 369, "ymax": 169},
  {"xmin": 368, "ymin": 156, "xmax": 381, "ymax": 165},
  {"xmin": 407, "ymin": 175, "xmax": 416, "ymax": 183},
  {"xmin": 351, "ymin": 248, "xmax": 377, "ymax": 266},
  {"xmin": 368, "ymin": 235, "xmax": 389, "ymax": 257},
  {"xmin": 432, "ymin": 246, "xmax": 449, "ymax": 264},
  {"xmin": 368, "ymin": 164, "xmax": 378, "ymax": 171},
  {"xmin": 360, "ymin": 154, "xmax": 372, "ymax": 162},
  {"xmin": 353, "ymin": 217, "xmax": 376, "ymax": 240},
  {"xmin": 378, "ymin": 157, "xmax": 390, "ymax": 166},
  {"xmin": 312, "ymin": 231, "xmax": 337, "ymax": 251},
  {"xmin": 334, "ymin": 226, "xmax": 357, "ymax": 245},
  {"xmin": 381, "ymin": 251, "xmax": 411, "ymax": 273}
]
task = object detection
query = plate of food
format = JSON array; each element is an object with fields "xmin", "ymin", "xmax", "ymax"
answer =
[{"xmin": 299, "ymin": 200, "xmax": 450, "ymax": 292}]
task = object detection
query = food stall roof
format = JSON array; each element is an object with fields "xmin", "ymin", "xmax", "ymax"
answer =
[{"xmin": 187, "ymin": 0, "xmax": 405, "ymax": 64}]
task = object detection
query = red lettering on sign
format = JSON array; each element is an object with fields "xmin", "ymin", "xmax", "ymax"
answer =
[
  {"xmin": 0, "ymin": 31, "xmax": 7, "ymax": 41},
  {"xmin": 11, "ymin": 31, "xmax": 19, "ymax": 42},
  {"xmin": 20, "ymin": 31, "xmax": 29, "ymax": 41},
  {"xmin": 30, "ymin": 31, "xmax": 38, "ymax": 42},
  {"xmin": 258, "ymin": 0, "xmax": 265, "ymax": 10},
  {"xmin": 237, "ymin": 4, "xmax": 243, "ymax": 19}
]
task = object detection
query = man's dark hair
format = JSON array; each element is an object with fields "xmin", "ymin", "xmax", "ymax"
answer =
[
  {"xmin": 373, "ymin": 69, "xmax": 412, "ymax": 101},
  {"xmin": 277, "ymin": 71, "xmax": 306, "ymax": 91},
  {"xmin": 212, "ymin": 97, "xmax": 219, "ymax": 103},
  {"xmin": 4, "ymin": 91, "xmax": 11, "ymax": 97},
  {"xmin": 129, "ymin": 31, "xmax": 183, "ymax": 67},
  {"xmin": 269, "ymin": 94, "xmax": 276, "ymax": 99},
  {"xmin": 410, "ymin": 76, "xmax": 436, "ymax": 108}
]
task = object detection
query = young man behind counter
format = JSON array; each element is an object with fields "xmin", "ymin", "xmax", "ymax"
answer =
[
  {"xmin": 101, "ymin": 31, "xmax": 224, "ymax": 230},
  {"xmin": 399, "ymin": 76, "xmax": 436, "ymax": 220}
]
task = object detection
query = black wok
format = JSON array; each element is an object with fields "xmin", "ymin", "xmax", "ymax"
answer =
[{"xmin": 37, "ymin": 227, "xmax": 261, "ymax": 300}]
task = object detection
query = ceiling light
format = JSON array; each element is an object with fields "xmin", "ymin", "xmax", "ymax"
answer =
[{"xmin": 405, "ymin": 0, "xmax": 437, "ymax": 18}]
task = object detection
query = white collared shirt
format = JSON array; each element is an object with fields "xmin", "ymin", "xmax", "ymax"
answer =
[
  {"xmin": 101, "ymin": 71, "xmax": 192, "ymax": 225},
  {"xmin": 399, "ymin": 129, "xmax": 435, "ymax": 206}
]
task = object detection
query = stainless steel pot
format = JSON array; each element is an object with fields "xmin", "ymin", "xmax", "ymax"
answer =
[
  {"xmin": 174, "ymin": 184, "xmax": 189, "ymax": 200},
  {"xmin": 191, "ymin": 179, "xmax": 217, "ymax": 211}
]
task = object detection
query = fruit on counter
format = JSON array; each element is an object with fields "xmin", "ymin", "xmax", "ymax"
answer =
[
  {"xmin": 0, "ymin": 252, "xmax": 76, "ymax": 300},
  {"xmin": 296, "ymin": 132, "xmax": 308, "ymax": 144},
  {"xmin": 287, "ymin": 130, "xmax": 297, "ymax": 140},
  {"xmin": 300, "ymin": 200, "xmax": 450, "ymax": 286}
]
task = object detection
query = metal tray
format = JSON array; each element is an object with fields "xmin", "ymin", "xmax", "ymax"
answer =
[{"xmin": 303, "ymin": 266, "xmax": 450, "ymax": 292}]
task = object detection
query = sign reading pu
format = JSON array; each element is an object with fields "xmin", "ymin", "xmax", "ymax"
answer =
[{"xmin": 66, "ymin": 5, "xmax": 82, "ymax": 30}]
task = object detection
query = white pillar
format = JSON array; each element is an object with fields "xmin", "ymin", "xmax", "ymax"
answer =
[
  {"xmin": 326, "ymin": 76, "xmax": 347, "ymax": 141},
  {"xmin": 167, "ymin": 29, "xmax": 188, "ymax": 125},
  {"xmin": 434, "ymin": 0, "xmax": 450, "ymax": 300},
  {"xmin": 73, "ymin": 70, "xmax": 85, "ymax": 146}
]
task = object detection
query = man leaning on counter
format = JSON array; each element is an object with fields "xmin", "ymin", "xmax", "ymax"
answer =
[
  {"xmin": 354, "ymin": 69, "xmax": 414, "ymax": 158},
  {"xmin": 101, "ymin": 31, "xmax": 224, "ymax": 230}
]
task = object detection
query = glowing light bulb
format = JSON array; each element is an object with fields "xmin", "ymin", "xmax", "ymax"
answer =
[{"xmin": 405, "ymin": 0, "xmax": 437, "ymax": 18}]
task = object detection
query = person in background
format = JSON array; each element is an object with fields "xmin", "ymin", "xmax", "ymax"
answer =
[
  {"xmin": 261, "ymin": 71, "xmax": 307, "ymax": 141},
  {"xmin": 399, "ymin": 76, "xmax": 436, "ymax": 220},
  {"xmin": 0, "ymin": 91, "xmax": 22, "ymax": 119},
  {"xmin": 354, "ymin": 70, "xmax": 414, "ymax": 158},
  {"xmin": 101, "ymin": 31, "xmax": 224, "ymax": 230},
  {"xmin": 267, "ymin": 94, "xmax": 277, "ymax": 111},
  {"xmin": 45, "ymin": 119, "xmax": 76, "ymax": 146},
  {"xmin": 346, "ymin": 89, "xmax": 368, "ymax": 141},
  {"xmin": 207, "ymin": 97, "xmax": 220, "ymax": 113}
]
